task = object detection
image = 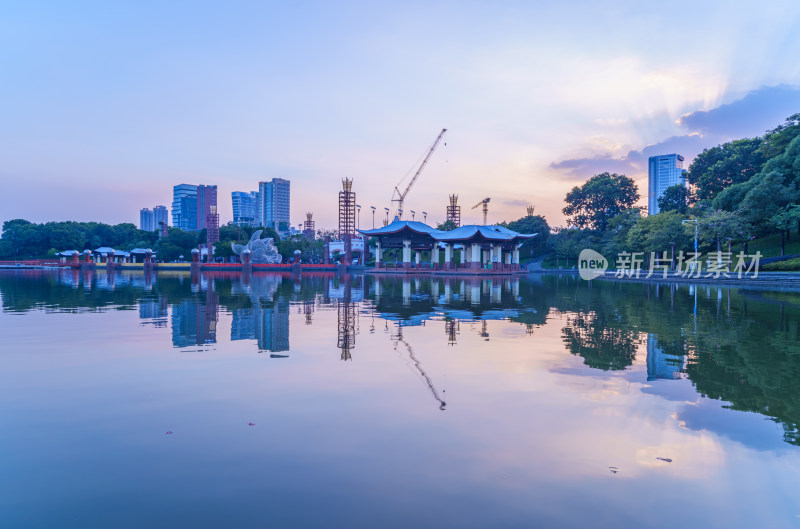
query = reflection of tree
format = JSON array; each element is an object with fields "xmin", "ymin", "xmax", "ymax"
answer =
[{"xmin": 561, "ymin": 312, "xmax": 640, "ymax": 371}]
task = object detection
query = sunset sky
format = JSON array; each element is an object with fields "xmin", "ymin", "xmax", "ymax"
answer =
[{"xmin": 2, "ymin": 1, "xmax": 800, "ymax": 229}]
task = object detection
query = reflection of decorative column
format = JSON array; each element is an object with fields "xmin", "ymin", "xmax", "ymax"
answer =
[
  {"xmin": 470, "ymin": 281, "xmax": 481, "ymax": 305},
  {"xmin": 402, "ymin": 240, "xmax": 411, "ymax": 268},
  {"xmin": 444, "ymin": 244, "xmax": 452, "ymax": 269},
  {"xmin": 443, "ymin": 280, "xmax": 452, "ymax": 302},
  {"xmin": 402, "ymin": 278, "xmax": 411, "ymax": 306},
  {"xmin": 432, "ymin": 279, "xmax": 440, "ymax": 300}
]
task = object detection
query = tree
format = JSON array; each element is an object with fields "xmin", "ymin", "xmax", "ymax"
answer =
[
  {"xmin": 506, "ymin": 214, "xmax": 550, "ymax": 256},
  {"xmin": 769, "ymin": 205, "xmax": 800, "ymax": 256},
  {"xmin": 758, "ymin": 113, "xmax": 800, "ymax": 160},
  {"xmin": 697, "ymin": 209, "xmax": 743, "ymax": 253},
  {"xmin": 626, "ymin": 211, "xmax": 691, "ymax": 258},
  {"xmin": 562, "ymin": 172, "xmax": 639, "ymax": 232},
  {"xmin": 657, "ymin": 184, "xmax": 689, "ymax": 214},
  {"xmin": 685, "ymin": 138, "xmax": 766, "ymax": 201},
  {"xmin": 436, "ymin": 220, "xmax": 457, "ymax": 231}
]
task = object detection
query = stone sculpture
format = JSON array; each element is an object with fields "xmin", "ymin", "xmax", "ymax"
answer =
[{"xmin": 232, "ymin": 230, "xmax": 283, "ymax": 264}]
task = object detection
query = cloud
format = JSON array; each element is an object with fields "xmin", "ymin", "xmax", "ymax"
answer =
[
  {"xmin": 678, "ymin": 85, "xmax": 800, "ymax": 139},
  {"xmin": 549, "ymin": 84, "xmax": 800, "ymax": 181}
]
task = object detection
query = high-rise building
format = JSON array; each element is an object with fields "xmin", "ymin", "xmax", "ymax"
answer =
[
  {"xmin": 153, "ymin": 205, "xmax": 168, "ymax": 231},
  {"xmin": 258, "ymin": 178, "xmax": 290, "ymax": 235},
  {"xmin": 648, "ymin": 154, "xmax": 687, "ymax": 215},
  {"xmin": 172, "ymin": 184, "xmax": 198, "ymax": 230},
  {"xmin": 139, "ymin": 208, "xmax": 154, "ymax": 231},
  {"xmin": 196, "ymin": 185, "xmax": 218, "ymax": 231},
  {"xmin": 232, "ymin": 191, "xmax": 259, "ymax": 226}
]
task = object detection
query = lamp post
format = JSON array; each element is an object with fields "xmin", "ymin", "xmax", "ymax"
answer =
[
  {"xmin": 356, "ymin": 204, "xmax": 361, "ymax": 230},
  {"xmin": 682, "ymin": 219, "xmax": 699, "ymax": 271},
  {"xmin": 423, "ymin": 211, "xmax": 428, "ymax": 223},
  {"xmin": 370, "ymin": 206, "xmax": 376, "ymax": 229},
  {"xmin": 410, "ymin": 210, "xmax": 416, "ymax": 221},
  {"xmin": 384, "ymin": 208, "xmax": 390, "ymax": 225}
]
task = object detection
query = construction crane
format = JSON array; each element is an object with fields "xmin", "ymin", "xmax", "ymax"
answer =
[
  {"xmin": 391, "ymin": 128, "xmax": 447, "ymax": 219},
  {"xmin": 472, "ymin": 197, "xmax": 490, "ymax": 225}
]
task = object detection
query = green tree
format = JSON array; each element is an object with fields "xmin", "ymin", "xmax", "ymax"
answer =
[
  {"xmin": 436, "ymin": 219, "xmax": 457, "ymax": 231},
  {"xmin": 563, "ymin": 172, "xmax": 639, "ymax": 232},
  {"xmin": 627, "ymin": 211, "xmax": 691, "ymax": 258},
  {"xmin": 697, "ymin": 209, "xmax": 743, "ymax": 253},
  {"xmin": 769, "ymin": 205, "xmax": 800, "ymax": 256},
  {"xmin": 657, "ymin": 184, "xmax": 689, "ymax": 214},
  {"xmin": 686, "ymin": 138, "xmax": 766, "ymax": 201},
  {"xmin": 506, "ymin": 214, "xmax": 550, "ymax": 256}
]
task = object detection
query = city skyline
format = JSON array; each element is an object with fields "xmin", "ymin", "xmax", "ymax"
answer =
[{"xmin": 2, "ymin": 2, "xmax": 800, "ymax": 230}]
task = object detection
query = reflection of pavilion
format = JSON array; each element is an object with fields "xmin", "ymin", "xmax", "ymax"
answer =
[{"xmin": 646, "ymin": 334, "xmax": 684, "ymax": 381}]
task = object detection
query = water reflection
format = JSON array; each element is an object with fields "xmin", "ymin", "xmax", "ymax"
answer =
[{"xmin": 2, "ymin": 270, "xmax": 800, "ymax": 447}]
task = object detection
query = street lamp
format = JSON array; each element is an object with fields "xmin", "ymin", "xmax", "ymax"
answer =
[
  {"xmin": 410, "ymin": 210, "xmax": 416, "ymax": 221},
  {"xmin": 423, "ymin": 211, "xmax": 428, "ymax": 223},
  {"xmin": 384, "ymin": 207, "xmax": 390, "ymax": 225},
  {"xmin": 370, "ymin": 206, "xmax": 376, "ymax": 229},
  {"xmin": 356, "ymin": 204, "xmax": 361, "ymax": 230},
  {"xmin": 682, "ymin": 219, "xmax": 699, "ymax": 271}
]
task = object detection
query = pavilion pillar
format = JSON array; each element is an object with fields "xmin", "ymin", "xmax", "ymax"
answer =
[
  {"xmin": 471, "ymin": 244, "xmax": 481, "ymax": 269},
  {"xmin": 415, "ymin": 250, "xmax": 421, "ymax": 267},
  {"xmin": 375, "ymin": 240, "xmax": 382, "ymax": 267},
  {"xmin": 460, "ymin": 246, "xmax": 467, "ymax": 267},
  {"xmin": 505, "ymin": 250, "xmax": 512, "ymax": 266},
  {"xmin": 402, "ymin": 240, "xmax": 411, "ymax": 268},
  {"xmin": 513, "ymin": 247, "xmax": 520, "ymax": 269},
  {"xmin": 444, "ymin": 244, "xmax": 452, "ymax": 269},
  {"xmin": 431, "ymin": 244, "xmax": 440, "ymax": 268}
]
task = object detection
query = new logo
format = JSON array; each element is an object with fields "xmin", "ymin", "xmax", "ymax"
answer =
[{"xmin": 578, "ymin": 249, "xmax": 608, "ymax": 280}]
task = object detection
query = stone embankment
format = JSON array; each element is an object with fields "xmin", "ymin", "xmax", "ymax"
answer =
[{"xmin": 531, "ymin": 269, "xmax": 800, "ymax": 290}]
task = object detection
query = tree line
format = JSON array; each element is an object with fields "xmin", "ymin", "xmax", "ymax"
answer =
[
  {"xmin": 549, "ymin": 113, "xmax": 800, "ymax": 266},
  {"xmin": 0, "ymin": 219, "xmax": 328, "ymax": 263}
]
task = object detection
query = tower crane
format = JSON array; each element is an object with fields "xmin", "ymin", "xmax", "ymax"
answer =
[
  {"xmin": 391, "ymin": 128, "xmax": 447, "ymax": 219},
  {"xmin": 472, "ymin": 197, "xmax": 490, "ymax": 225}
]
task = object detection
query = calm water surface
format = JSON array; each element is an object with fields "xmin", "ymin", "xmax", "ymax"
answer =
[{"xmin": 1, "ymin": 269, "xmax": 800, "ymax": 528}]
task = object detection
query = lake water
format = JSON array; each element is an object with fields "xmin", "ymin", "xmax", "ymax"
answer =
[{"xmin": 1, "ymin": 269, "xmax": 800, "ymax": 528}]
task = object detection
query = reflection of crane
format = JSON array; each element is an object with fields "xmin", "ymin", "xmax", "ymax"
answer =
[
  {"xmin": 392, "ymin": 327, "xmax": 446, "ymax": 410},
  {"xmin": 472, "ymin": 197, "xmax": 490, "ymax": 225},
  {"xmin": 391, "ymin": 128, "xmax": 447, "ymax": 219}
]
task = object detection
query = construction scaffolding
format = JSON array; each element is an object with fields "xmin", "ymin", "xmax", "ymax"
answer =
[
  {"xmin": 446, "ymin": 194, "xmax": 461, "ymax": 227},
  {"xmin": 339, "ymin": 178, "xmax": 356, "ymax": 264},
  {"xmin": 206, "ymin": 205, "xmax": 220, "ymax": 251},
  {"xmin": 527, "ymin": 204, "xmax": 535, "ymax": 216},
  {"xmin": 303, "ymin": 212, "xmax": 315, "ymax": 240}
]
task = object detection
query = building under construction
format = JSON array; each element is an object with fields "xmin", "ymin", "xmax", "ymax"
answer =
[
  {"xmin": 446, "ymin": 194, "xmax": 461, "ymax": 227},
  {"xmin": 303, "ymin": 212, "xmax": 315, "ymax": 240},
  {"xmin": 339, "ymin": 179, "xmax": 357, "ymax": 264}
]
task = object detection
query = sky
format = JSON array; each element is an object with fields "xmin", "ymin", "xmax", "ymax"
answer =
[{"xmin": 2, "ymin": 0, "xmax": 800, "ymax": 230}]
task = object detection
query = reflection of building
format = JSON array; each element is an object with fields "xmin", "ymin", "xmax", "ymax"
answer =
[
  {"xmin": 171, "ymin": 292, "xmax": 219, "ymax": 347},
  {"xmin": 648, "ymin": 154, "xmax": 686, "ymax": 215},
  {"xmin": 139, "ymin": 297, "xmax": 168, "ymax": 327},
  {"xmin": 646, "ymin": 334, "xmax": 682, "ymax": 381}
]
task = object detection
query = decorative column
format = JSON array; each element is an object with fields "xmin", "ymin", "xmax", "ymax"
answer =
[
  {"xmin": 415, "ymin": 250, "xmax": 421, "ymax": 267},
  {"xmin": 460, "ymin": 246, "xmax": 467, "ymax": 267},
  {"xmin": 512, "ymin": 247, "xmax": 520, "ymax": 269},
  {"xmin": 471, "ymin": 244, "xmax": 481, "ymax": 269},
  {"xmin": 505, "ymin": 249, "xmax": 512, "ymax": 267},
  {"xmin": 375, "ymin": 240, "xmax": 382, "ymax": 267},
  {"xmin": 402, "ymin": 240, "xmax": 411, "ymax": 268},
  {"xmin": 431, "ymin": 244, "xmax": 440, "ymax": 269},
  {"xmin": 444, "ymin": 244, "xmax": 452, "ymax": 269}
]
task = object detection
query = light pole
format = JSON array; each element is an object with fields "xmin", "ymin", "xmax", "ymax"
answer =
[
  {"xmin": 384, "ymin": 207, "xmax": 390, "ymax": 225},
  {"xmin": 356, "ymin": 204, "xmax": 361, "ymax": 230},
  {"xmin": 423, "ymin": 211, "xmax": 428, "ymax": 223},
  {"xmin": 370, "ymin": 206, "xmax": 376, "ymax": 229},
  {"xmin": 682, "ymin": 219, "xmax": 699, "ymax": 271},
  {"xmin": 410, "ymin": 210, "xmax": 416, "ymax": 221}
]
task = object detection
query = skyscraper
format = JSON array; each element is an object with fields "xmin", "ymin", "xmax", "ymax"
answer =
[
  {"xmin": 196, "ymin": 185, "xmax": 218, "ymax": 230},
  {"xmin": 232, "ymin": 190, "xmax": 259, "ymax": 226},
  {"xmin": 139, "ymin": 208, "xmax": 154, "ymax": 231},
  {"xmin": 648, "ymin": 154, "xmax": 687, "ymax": 215},
  {"xmin": 153, "ymin": 205, "xmax": 168, "ymax": 231},
  {"xmin": 172, "ymin": 184, "xmax": 198, "ymax": 230},
  {"xmin": 258, "ymin": 178, "xmax": 290, "ymax": 235}
]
